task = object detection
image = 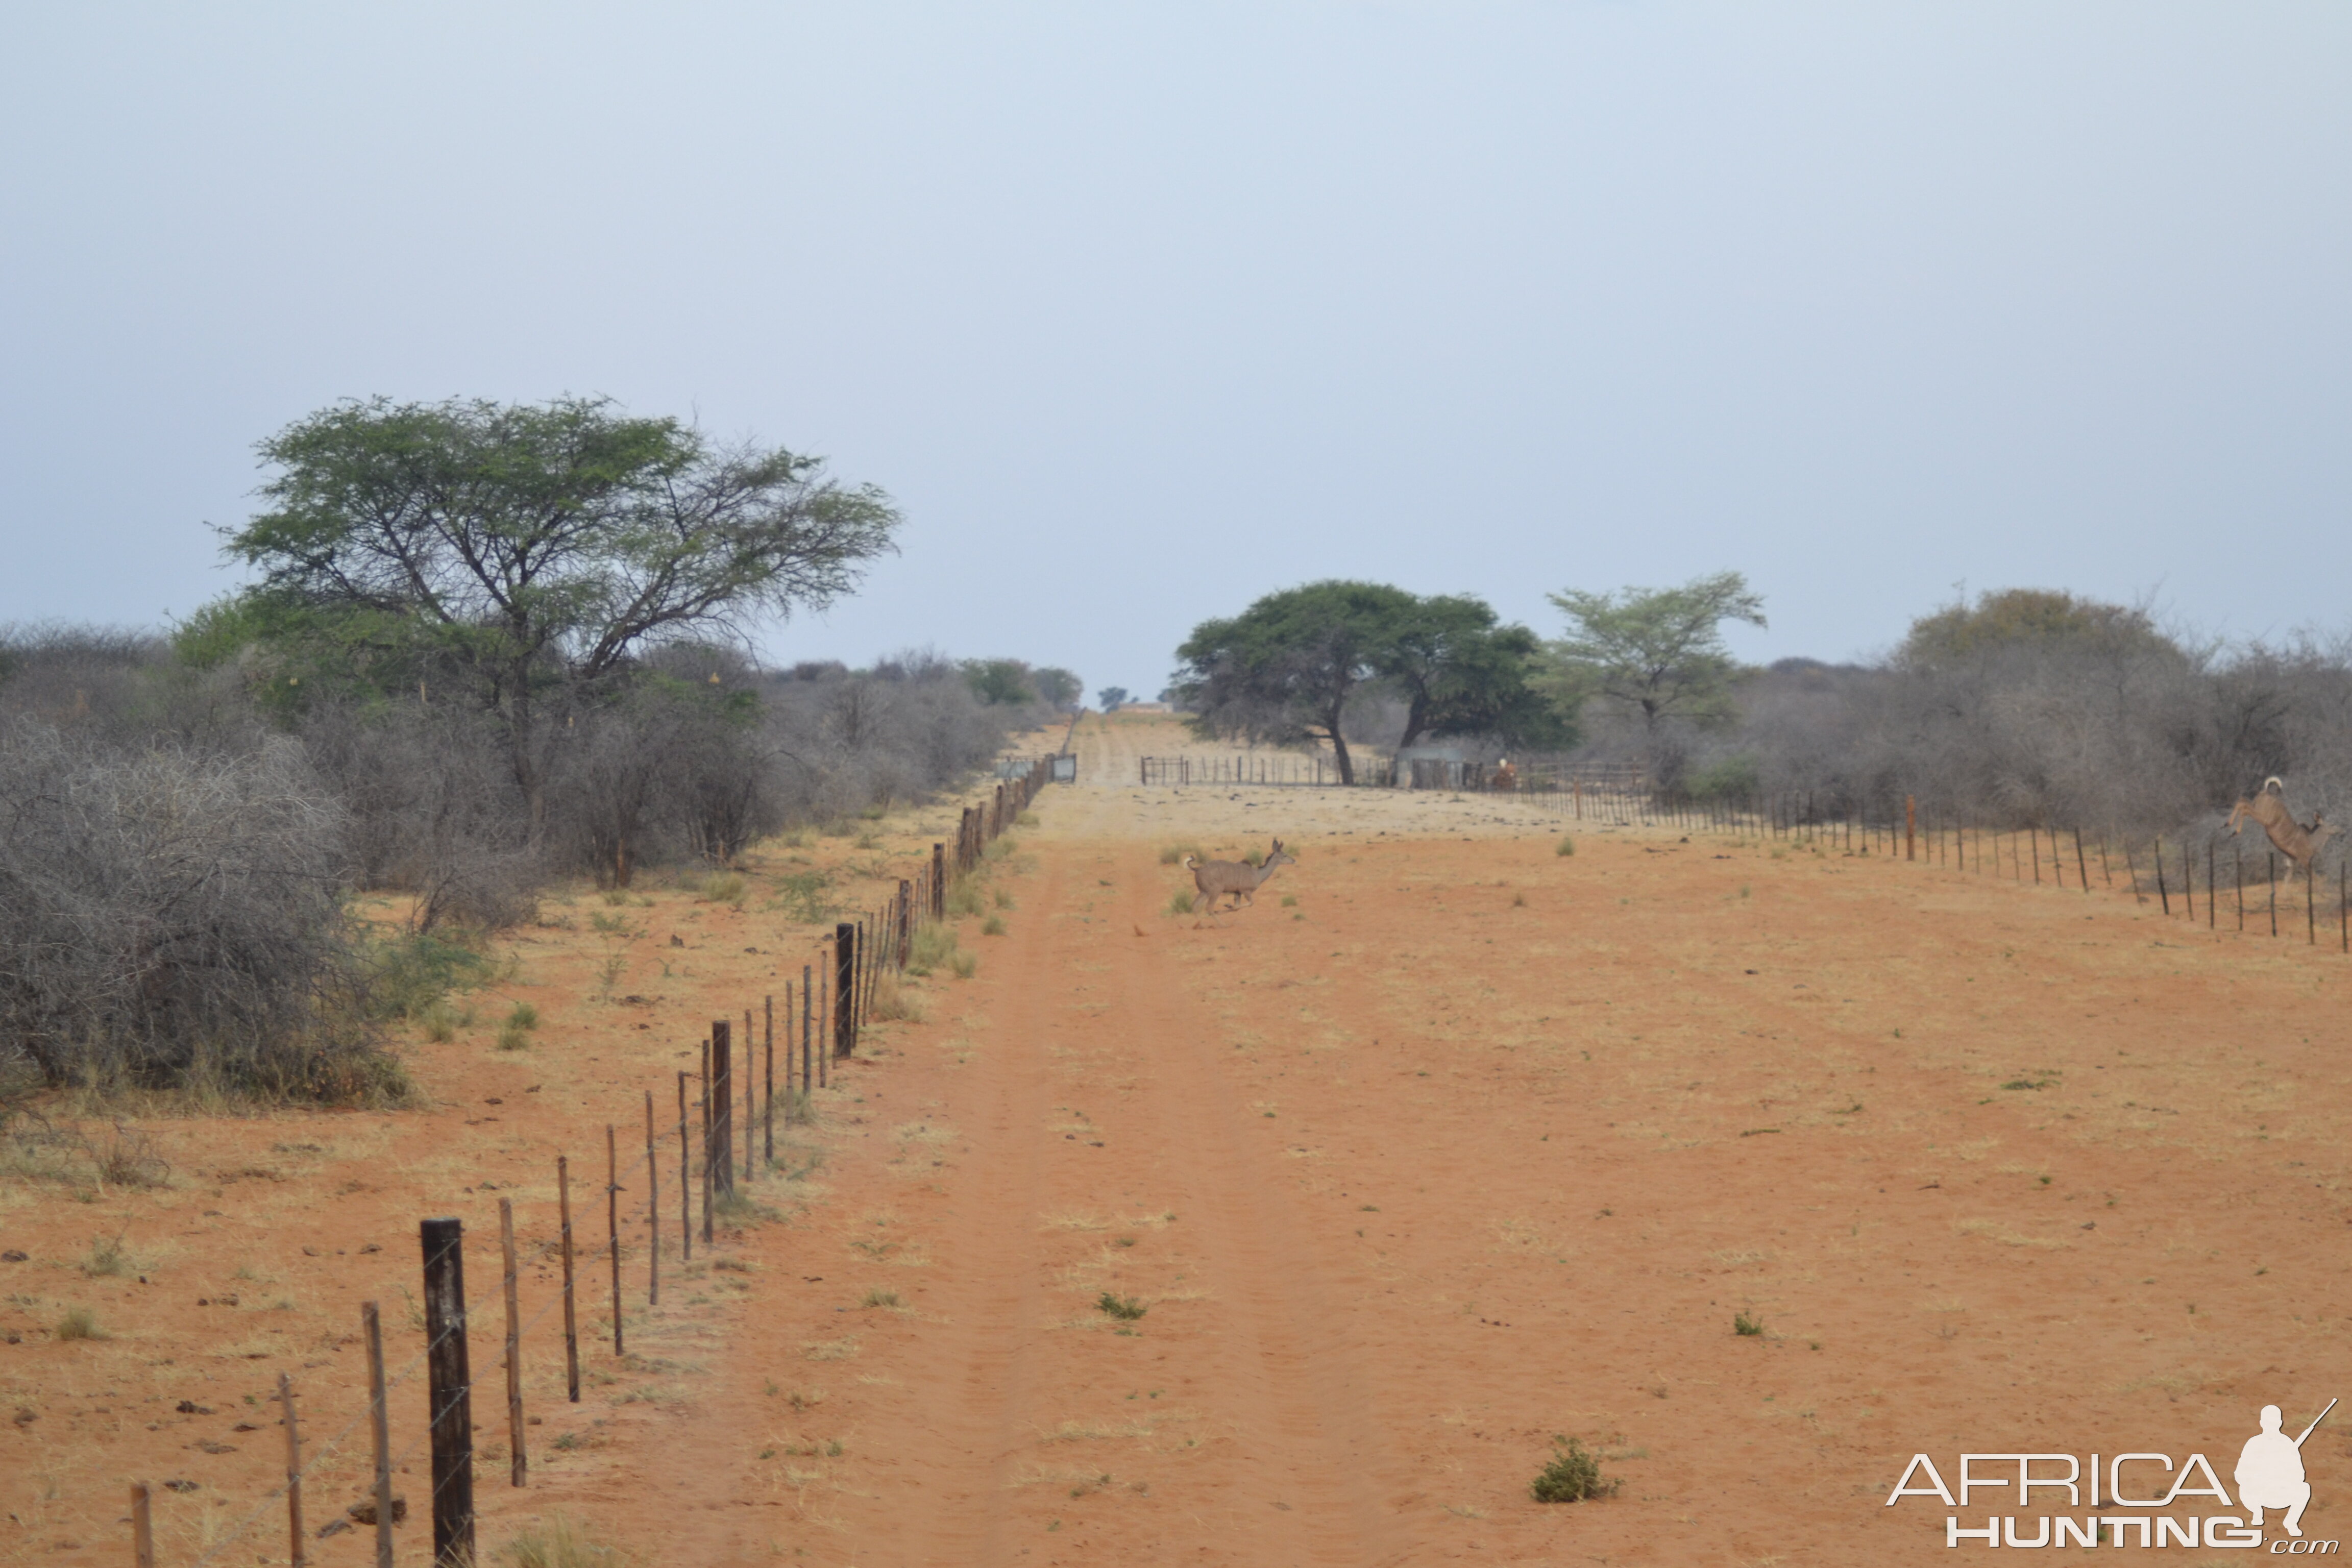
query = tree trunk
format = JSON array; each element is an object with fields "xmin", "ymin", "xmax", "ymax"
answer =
[
  {"xmin": 1325, "ymin": 708, "xmax": 1355, "ymax": 786},
  {"xmin": 1395, "ymin": 691, "xmax": 1430, "ymax": 754}
]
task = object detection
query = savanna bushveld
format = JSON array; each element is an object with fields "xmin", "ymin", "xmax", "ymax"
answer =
[{"xmin": 6, "ymin": 404, "xmax": 2352, "ymax": 1563}]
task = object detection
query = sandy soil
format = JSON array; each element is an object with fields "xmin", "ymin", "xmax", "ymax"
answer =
[{"xmin": 8, "ymin": 713, "xmax": 2350, "ymax": 1565}]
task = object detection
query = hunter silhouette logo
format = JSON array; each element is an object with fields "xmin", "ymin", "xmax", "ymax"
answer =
[
  {"xmin": 1885, "ymin": 1399, "xmax": 2338, "ymax": 1550},
  {"xmin": 2242, "ymin": 1400, "xmax": 2335, "ymax": 1539}
]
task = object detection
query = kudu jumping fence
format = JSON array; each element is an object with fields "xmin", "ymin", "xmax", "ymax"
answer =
[{"xmin": 119, "ymin": 756, "xmax": 1060, "ymax": 1567}]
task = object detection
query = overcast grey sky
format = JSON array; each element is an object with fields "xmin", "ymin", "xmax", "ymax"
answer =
[{"xmin": 3, "ymin": 3, "xmax": 2345, "ymax": 696}]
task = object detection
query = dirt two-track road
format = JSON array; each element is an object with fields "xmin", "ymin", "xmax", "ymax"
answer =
[{"xmin": 8, "ymin": 712, "xmax": 2351, "ymax": 1565}]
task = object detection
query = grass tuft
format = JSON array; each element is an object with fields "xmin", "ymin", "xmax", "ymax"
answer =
[
  {"xmin": 1555, "ymin": 835, "xmax": 1576, "ymax": 857},
  {"xmin": 496, "ymin": 1019, "xmax": 532, "ymax": 1051},
  {"xmin": 502, "ymin": 1510, "xmax": 636, "ymax": 1567},
  {"xmin": 949, "ymin": 950, "xmax": 978, "ymax": 981},
  {"xmin": 507, "ymin": 1001, "xmax": 541, "ymax": 1031},
  {"xmin": 861, "ymin": 1288, "xmax": 901, "ymax": 1309},
  {"xmin": 1733, "ymin": 1310, "xmax": 1764, "ymax": 1337},
  {"xmin": 55, "ymin": 1305, "xmax": 106, "ymax": 1341},
  {"xmin": 1165, "ymin": 889, "xmax": 1195, "ymax": 917},
  {"xmin": 982, "ymin": 915, "xmax": 1007, "ymax": 937},
  {"xmin": 1095, "ymin": 1292, "xmax": 1148, "ymax": 1322}
]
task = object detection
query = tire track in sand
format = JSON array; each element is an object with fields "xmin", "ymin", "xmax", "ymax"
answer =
[{"xmin": 863, "ymin": 837, "xmax": 1414, "ymax": 1564}]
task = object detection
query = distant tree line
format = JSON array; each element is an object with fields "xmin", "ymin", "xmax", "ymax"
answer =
[
  {"xmin": 0, "ymin": 397, "xmax": 1076, "ymax": 1100},
  {"xmin": 1170, "ymin": 574, "xmax": 2352, "ymax": 850}
]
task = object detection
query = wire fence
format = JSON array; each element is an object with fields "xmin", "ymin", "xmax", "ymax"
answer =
[{"xmin": 129, "ymin": 757, "xmax": 1061, "ymax": 1566}]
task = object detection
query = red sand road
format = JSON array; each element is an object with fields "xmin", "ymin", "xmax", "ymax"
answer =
[
  {"xmin": 8, "ymin": 760, "xmax": 2352, "ymax": 1565},
  {"xmin": 632, "ymin": 820, "xmax": 2352, "ymax": 1565}
]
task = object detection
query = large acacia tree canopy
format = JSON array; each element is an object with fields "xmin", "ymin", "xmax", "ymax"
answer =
[
  {"xmin": 222, "ymin": 396, "xmax": 902, "ymax": 684},
  {"xmin": 1172, "ymin": 580, "xmax": 1558, "ymax": 782}
]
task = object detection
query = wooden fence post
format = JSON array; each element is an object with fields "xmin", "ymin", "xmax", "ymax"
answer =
[
  {"xmin": 709, "ymin": 1020, "xmax": 733, "ymax": 1199},
  {"xmin": 419, "ymin": 1216, "xmax": 475, "ymax": 1568},
  {"xmin": 279, "ymin": 1372, "xmax": 306, "ymax": 1566},
  {"xmin": 675, "ymin": 1074, "xmax": 692, "ymax": 1261},
  {"xmin": 2269, "ymin": 851, "xmax": 2278, "ymax": 937},
  {"xmin": 497, "ymin": 1198, "xmax": 524, "ymax": 1487},
  {"xmin": 130, "ymin": 1484, "xmax": 154, "ymax": 1568},
  {"xmin": 835, "ymin": 924, "xmax": 856, "ymax": 1058},
  {"xmin": 363, "ymin": 1301, "xmax": 394, "ymax": 1568},
  {"xmin": 817, "ymin": 969, "xmax": 828, "ymax": 1088},
  {"xmin": 898, "ymin": 879, "xmax": 914, "ymax": 967},
  {"xmin": 1905, "ymin": 795, "xmax": 1916, "ymax": 861},
  {"xmin": 555, "ymin": 1158, "xmax": 579, "ymax": 1401},
  {"xmin": 605, "ymin": 1125, "xmax": 623, "ymax": 1355},
  {"xmin": 744, "ymin": 1008, "xmax": 757, "ymax": 1184},
  {"xmin": 2075, "ymin": 829, "xmax": 2091, "ymax": 894},
  {"xmin": 764, "ymin": 995, "xmax": 776, "ymax": 1161},
  {"xmin": 643, "ymin": 1092, "xmax": 658, "ymax": 1305},
  {"xmin": 2154, "ymin": 836, "xmax": 2168, "ymax": 913},
  {"xmin": 932, "ymin": 844, "xmax": 946, "ymax": 919}
]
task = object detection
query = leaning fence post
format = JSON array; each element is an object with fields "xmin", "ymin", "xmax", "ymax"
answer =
[
  {"xmin": 2154, "ymin": 836, "xmax": 2168, "ymax": 913},
  {"xmin": 130, "ymin": 1483, "xmax": 154, "ymax": 1568},
  {"xmin": 2123, "ymin": 839, "xmax": 2142, "ymax": 903},
  {"xmin": 420, "ymin": 1216, "xmax": 475, "ymax": 1568},
  {"xmin": 279, "ymin": 1372, "xmax": 306, "ymax": 1566},
  {"xmin": 2075, "ymin": 828, "xmax": 2091, "ymax": 894},
  {"xmin": 497, "ymin": 1198, "xmax": 524, "ymax": 1487},
  {"xmin": 555, "ymin": 1158, "xmax": 579, "ymax": 1402},
  {"xmin": 362, "ymin": 1301, "xmax": 394, "ymax": 1568}
]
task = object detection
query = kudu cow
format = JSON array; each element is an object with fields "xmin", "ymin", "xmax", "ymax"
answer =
[
  {"xmin": 1181, "ymin": 839, "xmax": 1296, "ymax": 924},
  {"xmin": 2225, "ymin": 777, "xmax": 2339, "ymax": 878}
]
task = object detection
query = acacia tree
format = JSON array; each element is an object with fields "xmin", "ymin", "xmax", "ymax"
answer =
[
  {"xmin": 222, "ymin": 396, "xmax": 900, "ymax": 822},
  {"xmin": 1172, "ymin": 581, "xmax": 1418, "ymax": 785},
  {"xmin": 1539, "ymin": 570, "xmax": 1767, "ymax": 740},
  {"xmin": 1384, "ymin": 595, "xmax": 1572, "ymax": 753}
]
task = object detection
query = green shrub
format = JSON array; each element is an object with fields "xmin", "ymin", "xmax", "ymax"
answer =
[
  {"xmin": 1016, "ymin": 812, "xmax": 1039, "ymax": 827},
  {"xmin": 981, "ymin": 915, "xmax": 1006, "ymax": 937},
  {"xmin": 419, "ymin": 1001, "xmax": 458, "ymax": 1043},
  {"xmin": 1554, "ymin": 834, "xmax": 1576, "ymax": 858},
  {"xmin": 1166, "ymin": 889, "xmax": 1195, "ymax": 916},
  {"xmin": 1095, "ymin": 1292, "xmax": 1147, "ymax": 1321},
  {"xmin": 1686, "ymin": 752, "xmax": 1761, "ymax": 802},
  {"xmin": 507, "ymin": 1001, "xmax": 540, "ymax": 1031},
  {"xmin": 945, "ymin": 876, "xmax": 985, "ymax": 918},
  {"xmin": 364, "ymin": 930, "xmax": 494, "ymax": 1023},
  {"xmin": 698, "ymin": 872, "xmax": 747, "ymax": 906},
  {"xmin": 1530, "ymin": 1437, "xmax": 1616, "ymax": 1503},
  {"xmin": 1733, "ymin": 1310, "xmax": 1763, "ymax": 1337},
  {"xmin": 1158, "ymin": 843, "xmax": 1203, "ymax": 866},
  {"xmin": 992, "ymin": 886, "xmax": 1015, "ymax": 910},
  {"xmin": 949, "ymin": 950, "xmax": 978, "ymax": 981},
  {"xmin": 496, "ymin": 1020, "xmax": 531, "ymax": 1052},
  {"xmin": 767, "ymin": 870, "xmax": 832, "ymax": 923},
  {"xmin": 861, "ymin": 1288, "xmax": 901, "ymax": 1309}
]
